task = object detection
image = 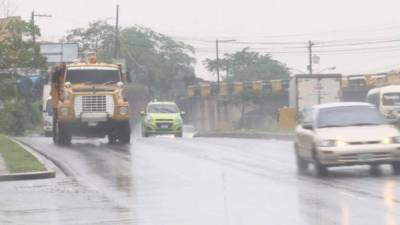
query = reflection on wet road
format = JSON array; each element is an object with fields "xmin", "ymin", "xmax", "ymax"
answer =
[{"xmin": 1, "ymin": 136, "xmax": 400, "ymax": 225}]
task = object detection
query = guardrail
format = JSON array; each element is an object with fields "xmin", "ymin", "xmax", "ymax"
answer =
[{"xmin": 187, "ymin": 73, "xmax": 400, "ymax": 98}]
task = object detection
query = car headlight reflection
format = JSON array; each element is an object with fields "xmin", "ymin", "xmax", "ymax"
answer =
[
  {"xmin": 319, "ymin": 139, "xmax": 347, "ymax": 147},
  {"xmin": 382, "ymin": 136, "xmax": 400, "ymax": 144}
]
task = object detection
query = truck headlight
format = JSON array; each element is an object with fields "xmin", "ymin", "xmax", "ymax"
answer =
[
  {"xmin": 319, "ymin": 139, "xmax": 347, "ymax": 147},
  {"xmin": 119, "ymin": 106, "xmax": 128, "ymax": 115},
  {"xmin": 60, "ymin": 107, "xmax": 69, "ymax": 117}
]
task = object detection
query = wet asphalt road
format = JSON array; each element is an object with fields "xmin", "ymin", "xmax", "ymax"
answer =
[{"xmin": 1, "ymin": 135, "xmax": 400, "ymax": 225}]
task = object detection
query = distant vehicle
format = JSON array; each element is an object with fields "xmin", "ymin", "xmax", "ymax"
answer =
[
  {"xmin": 42, "ymin": 96, "xmax": 53, "ymax": 137},
  {"xmin": 295, "ymin": 102, "xmax": 400, "ymax": 176},
  {"xmin": 289, "ymin": 74, "xmax": 342, "ymax": 113},
  {"xmin": 366, "ymin": 85, "xmax": 400, "ymax": 123},
  {"xmin": 41, "ymin": 84, "xmax": 52, "ymax": 137},
  {"xmin": 50, "ymin": 57, "xmax": 131, "ymax": 145},
  {"xmin": 141, "ymin": 101, "xmax": 184, "ymax": 138}
]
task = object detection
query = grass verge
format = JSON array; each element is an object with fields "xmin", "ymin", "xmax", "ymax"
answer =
[{"xmin": 0, "ymin": 135, "xmax": 46, "ymax": 173}]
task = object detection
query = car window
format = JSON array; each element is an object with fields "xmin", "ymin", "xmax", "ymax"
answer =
[
  {"xmin": 317, "ymin": 105, "xmax": 385, "ymax": 128},
  {"xmin": 147, "ymin": 104, "xmax": 179, "ymax": 113}
]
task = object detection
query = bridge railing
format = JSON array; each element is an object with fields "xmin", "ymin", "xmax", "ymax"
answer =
[{"xmin": 187, "ymin": 73, "xmax": 400, "ymax": 98}]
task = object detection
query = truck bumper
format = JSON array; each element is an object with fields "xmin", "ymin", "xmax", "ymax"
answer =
[{"xmin": 60, "ymin": 120, "xmax": 129, "ymax": 137}]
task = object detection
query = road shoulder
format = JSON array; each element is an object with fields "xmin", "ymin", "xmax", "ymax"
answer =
[{"xmin": 0, "ymin": 136, "xmax": 55, "ymax": 181}]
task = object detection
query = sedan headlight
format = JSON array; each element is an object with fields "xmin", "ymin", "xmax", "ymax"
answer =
[
  {"xmin": 319, "ymin": 139, "xmax": 347, "ymax": 147},
  {"xmin": 382, "ymin": 136, "xmax": 400, "ymax": 144},
  {"xmin": 176, "ymin": 116, "xmax": 182, "ymax": 123},
  {"xmin": 146, "ymin": 115, "xmax": 153, "ymax": 122}
]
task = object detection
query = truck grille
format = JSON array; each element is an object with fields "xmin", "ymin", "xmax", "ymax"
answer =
[{"xmin": 74, "ymin": 95, "xmax": 114, "ymax": 117}]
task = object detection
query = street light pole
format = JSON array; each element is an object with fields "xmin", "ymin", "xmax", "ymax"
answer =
[{"xmin": 308, "ymin": 40, "xmax": 314, "ymax": 74}]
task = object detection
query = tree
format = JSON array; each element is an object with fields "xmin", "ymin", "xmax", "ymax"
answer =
[
  {"xmin": 65, "ymin": 20, "xmax": 196, "ymax": 100},
  {"xmin": 0, "ymin": 17, "xmax": 46, "ymax": 70},
  {"xmin": 204, "ymin": 48, "xmax": 290, "ymax": 82}
]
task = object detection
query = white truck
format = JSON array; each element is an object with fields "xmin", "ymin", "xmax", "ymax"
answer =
[
  {"xmin": 289, "ymin": 74, "xmax": 342, "ymax": 113},
  {"xmin": 41, "ymin": 84, "xmax": 53, "ymax": 137}
]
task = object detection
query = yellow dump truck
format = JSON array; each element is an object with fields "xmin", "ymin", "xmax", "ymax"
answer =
[{"xmin": 51, "ymin": 58, "xmax": 131, "ymax": 145}]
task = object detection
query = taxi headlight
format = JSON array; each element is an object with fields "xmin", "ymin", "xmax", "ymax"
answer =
[
  {"xmin": 119, "ymin": 106, "xmax": 128, "ymax": 115},
  {"xmin": 176, "ymin": 116, "xmax": 182, "ymax": 123},
  {"xmin": 319, "ymin": 139, "xmax": 347, "ymax": 147}
]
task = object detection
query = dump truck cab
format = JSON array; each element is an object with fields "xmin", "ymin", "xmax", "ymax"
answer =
[{"xmin": 51, "ymin": 58, "xmax": 131, "ymax": 145}]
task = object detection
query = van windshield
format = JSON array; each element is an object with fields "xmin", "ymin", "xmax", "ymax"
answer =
[
  {"xmin": 65, "ymin": 68, "xmax": 120, "ymax": 84},
  {"xmin": 382, "ymin": 93, "xmax": 400, "ymax": 106}
]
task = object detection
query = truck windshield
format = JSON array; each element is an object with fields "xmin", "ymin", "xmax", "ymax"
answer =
[
  {"xmin": 65, "ymin": 68, "xmax": 120, "ymax": 84},
  {"xmin": 148, "ymin": 104, "xmax": 179, "ymax": 113},
  {"xmin": 317, "ymin": 106, "xmax": 385, "ymax": 128},
  {"xmin": 382, "ymin": 93, "xmax": 400, "ymax": 106}
]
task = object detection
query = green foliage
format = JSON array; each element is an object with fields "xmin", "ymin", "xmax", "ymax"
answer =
[
  {"xmin": 0, "ymin": 17, "xmax": 46, "ymax": 69},
  {"xmin": 204, "ymin": 48, "xmax": 290, "ymax": 82},
  {"xmin": 65, "ymin": 20, "xmax": 196, "ymax": 99}
]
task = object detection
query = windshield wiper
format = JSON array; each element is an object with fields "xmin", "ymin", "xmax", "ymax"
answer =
[
  {"xmin": 102, "ymin": 81, "xmax": 117, "ymax": 86},
  {"xmin": 350, "ymin": 123, "xmax": 380, "ymax": 126},
  {"xmin": 318, "ymin": 125, "xmax": 347, "ymax": 128}
]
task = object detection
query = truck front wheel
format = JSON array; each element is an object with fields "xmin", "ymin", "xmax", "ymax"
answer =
[
  {"xmin": 117, "ymin": 122, "xmax": 131, "ymax": 144},
  {"xmin": 55, "ymin": 122, "xmax": 71, "ymax": 146}
]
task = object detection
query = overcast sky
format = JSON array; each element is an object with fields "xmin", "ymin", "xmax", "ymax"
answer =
[{"xmin": 12, "ymin": 0, "xmax": 400, "ymax": 80}]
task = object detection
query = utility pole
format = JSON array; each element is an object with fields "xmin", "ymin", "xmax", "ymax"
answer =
[
  {"xmin": 114, "ymin": 4, "xmax": 120, "ymax": 59},
  {"xmin": 216, "ymin": 39, "xmax": 220, "ymax": 92},
  {"xmin": 30, "ymin": 11, "xmax": 51, "ymax": 68},
  {"xmin": 31, "ymin": 11, "xmax": 35, "ymax": 45},
  {"xmin": 215, "ymin": 39, "xmax": 235, "ymax": 92},
  {"xmin": 308, "ymin": 40, "xmax": 314, "ymax": 74}
]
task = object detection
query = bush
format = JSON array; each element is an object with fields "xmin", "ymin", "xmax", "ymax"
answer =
[{"xmin": 0, "ymin": 100, "xmax": 41, "ymax": 136}]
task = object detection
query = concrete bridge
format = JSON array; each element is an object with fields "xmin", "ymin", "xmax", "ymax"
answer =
[{"xmin": 178, "ymin": 73, "xmax": 400, "ymax": 132}]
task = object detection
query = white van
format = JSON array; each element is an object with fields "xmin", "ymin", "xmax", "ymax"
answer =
[
  {"xmin": 366, "ymin": 85, "xmax": 400, "ymax": 123},
  {"xmin": 42, "ymin": 84, "xmax": 53, "ymax": 137}
]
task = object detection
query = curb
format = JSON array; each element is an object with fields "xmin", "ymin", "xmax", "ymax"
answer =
[
  {"xmin": 0, "ymin": 138, "xmax": 56, "ymax": 182},
  {"xmin": 194, "ymin": 132, "xmax": 294, "ymax": 141}
]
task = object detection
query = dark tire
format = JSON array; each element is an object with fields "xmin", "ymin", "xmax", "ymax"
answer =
[
  {"xmin": 313, "ymin": 150, "xmax": 327, "ymax": 177},
  {"xmin": 392, "ymin": 162, "xmax": 400, "ymax": 174},
  {"xmin": 117, "ymin": 122, "xmax": 131, "ymax": 144},
  {"xmin": 108, "ymin": 134, "xmax": 117, "ymax": 145},
  {"xmin": 55, "ymin": 122, "xmax": 71, "ymax": 146},
  {"xmin": 295, "ymin": 149, "xmax": 308, "ymax": 173},
  {"xmin": 175, "ymin": 132, "xmax": 183, "ymax": 138},
  {"xmin": 142, "ymin": 132, "xmax": 149, "ymax": 138}
]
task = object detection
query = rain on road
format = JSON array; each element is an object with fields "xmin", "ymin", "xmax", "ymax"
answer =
[{"xmin": 1, "ymin": 135, "xmax": 400, "ymax": 225}]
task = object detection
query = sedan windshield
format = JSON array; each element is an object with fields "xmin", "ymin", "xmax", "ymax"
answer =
[
  {"xmin": 317, "ymin": 106, "xmax": 385, "ymax": 128},
  {"xmin": 148, "ymin": 104, "xmax": 179, "ymax": 113},
  {"xmin": 66, "ymin": 68, "xmax": 120, "ymax": 84}
]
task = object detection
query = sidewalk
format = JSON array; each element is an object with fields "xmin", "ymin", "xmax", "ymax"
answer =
[{"xmin": 0, "ymin": 154, "xmax": 8, "ymax": 174}]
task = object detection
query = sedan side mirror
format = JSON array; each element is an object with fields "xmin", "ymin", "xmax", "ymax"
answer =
[
  {"xmin": 140, "ymin": 111, "xmax": 146, "ymax": 116},
  {"xmin": 181, "ymin": 111, "xmax": 185, "ymax": 117}
]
